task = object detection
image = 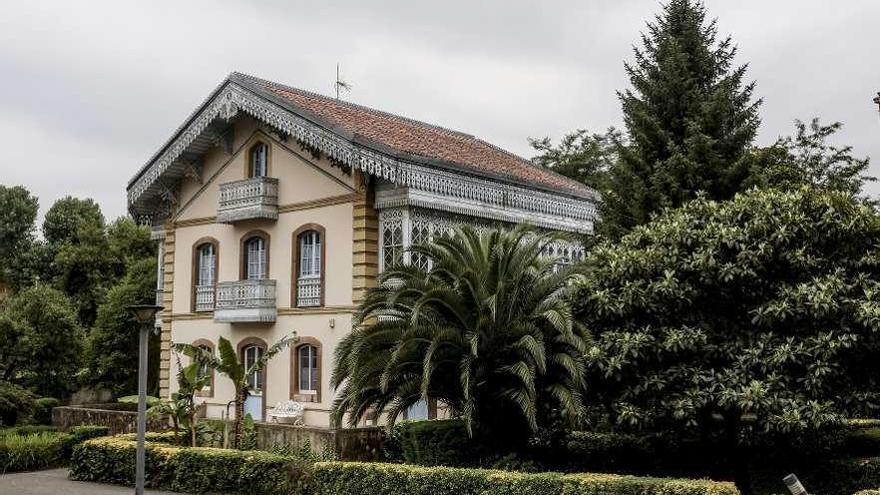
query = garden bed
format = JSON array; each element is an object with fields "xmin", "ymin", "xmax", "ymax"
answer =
[{"xmin": 0, "ymin": 425, "xmax": 108, "ymax": 473}]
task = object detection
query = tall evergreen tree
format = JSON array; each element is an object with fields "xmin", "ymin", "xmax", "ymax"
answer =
[{"xmin": 601, "ymin": 0, "xmax": 761, "ymax": 238}]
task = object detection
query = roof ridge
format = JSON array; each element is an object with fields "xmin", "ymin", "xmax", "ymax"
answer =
[{"xmin": 231, "ymin": 72, "xmax": 476, "ymax": 140}]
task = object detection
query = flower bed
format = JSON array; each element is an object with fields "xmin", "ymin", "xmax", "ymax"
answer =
[
  {"xmin": 70, "ymin": 435, "xmax": 314, "ymax": 495},
  {"xmin": 312, "ymin": 461, "xmax": 741, "ymax": 495}
]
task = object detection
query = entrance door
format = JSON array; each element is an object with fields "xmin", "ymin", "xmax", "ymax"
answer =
[{"xmin": 242, "ymin": 344, "xmax": 265, "ymax": 421}]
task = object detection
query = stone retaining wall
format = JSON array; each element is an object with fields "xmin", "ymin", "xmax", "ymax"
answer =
[{"xmin": 52, "ymin": 404, "xmax": 167, "ymax": 434}]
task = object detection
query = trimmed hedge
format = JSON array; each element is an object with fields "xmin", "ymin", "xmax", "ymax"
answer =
[
  {"xmin": 396, "ymin": 419, "xmax": 477, "ymax": 466},
  {"xmin": 854, "ymin": 491, "xmax": 880, "ymax": 495},
  {"xmin": 312, "ymin": 461, "xmax": 740, "ymax": 495},
  {"xmin": 70, "ymin": 435, "xmax": 314, "ymax": 495}
]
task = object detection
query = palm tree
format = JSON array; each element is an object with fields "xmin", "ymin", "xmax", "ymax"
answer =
[
  {"xmin": 174, "ymin": 334, "xmax": 296, "ymax": 448},
  {"xmin": 331, "ymin": 225, "xmax": 588, "ymax": 445}
]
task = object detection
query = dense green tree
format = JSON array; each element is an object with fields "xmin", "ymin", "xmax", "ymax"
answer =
[
  {"xmin": 331, "ymin": 226, "xmax": 588, "ymax": 446},
  {"xmin": 0, "ymin": 284, "xmax": 82, "ymax": 398},
  {"xmin": 106, "ymin": 217, "xmax": 155, "ymax": 267},
  {"xmin": 601, "ymin": 0, "xmax": 761, "ymax": 238},
  {"xmin": 529, "ymin": 128, "xmax": 622, "ymax": 191},
  {"xmin": 85, "ymin": 257, "xmax": 158, "ymax": 396},
  {"xmin": 0, "ymin": 185, "xmax": 39, "ymax": 288},
  {"xmin": 577, "ymin": 187, "xmax": 880, "ymax": 490},
  {"xmin": 53, "ymin": 222, "xmax": 115, "ymax": 326},
  {"xmin": 747, "ymin": 118, "xmax": 874, "ymax": 200},
  {"xmin": 42, "ymin": 196, "xmax": 104, "ymax": 246}
]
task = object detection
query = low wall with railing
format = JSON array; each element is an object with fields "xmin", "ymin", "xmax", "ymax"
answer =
[{"xmin": 52, "ymin": 404, "xmax": 168, "ymax": 434}]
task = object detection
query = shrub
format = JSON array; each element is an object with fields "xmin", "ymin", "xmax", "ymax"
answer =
[
  {"xmin": 850, "ymin": 419, "xmax": 880, "ymax": 430},
  {"xmin": 63, "ymin": 425, "xmax": 110, "ymax": 456},
  {"xmin": 855, "ymin": 491, "xmax": 880, "ymax": 495},
  {"xmin": 312, "ymin": 462, "xmax": 741, "ymax": 495},
  {"xmin": 71, "ymin": 435, "xmax": 314, "ymax": 495},
  {"xmin": 0, "ymin": 431, "xmax": 71, "ymax": 473},
  {"xmin": 397, "ymin": 419, "xmax": 477, "ymax": 466},
  {"xmin": 0, "ymin": 425, "xmax": 56, "ymax": 439},
  {"xmin": 845, "ymin": 428, "xmax": 880, "ymax": 457},
  {"xmin": 32, "ymin": 397, "xmax": 61, "ymax": 425},
  {"xmin": 561, "ymin": 431, "xmax": 657, "ymax": 471},
  {"xmin": 0, "ymin": 380, "xmax": 37, "ymax": 426}
]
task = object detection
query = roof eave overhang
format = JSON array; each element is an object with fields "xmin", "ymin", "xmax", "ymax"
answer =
[{"xmin": 126, "ymin": 77, "xmax": 599, "ymax": 226}]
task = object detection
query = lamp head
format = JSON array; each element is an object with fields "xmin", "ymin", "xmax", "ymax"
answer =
[{"xmin": 127, "ymin": 304, "xmax": 164, "ymax": 324}]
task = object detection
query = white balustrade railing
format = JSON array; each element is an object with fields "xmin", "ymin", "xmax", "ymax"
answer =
[
  {"xmin": 296, "ymin": 276, "xmax": 322, "ymax": 307},
  {"xmin": 217, "ymin": 177, "xmax": 279, "ymax": 223},
  {"xmin": 215, "ymin": 279, "xmax": 276, "ymax": 311},
  {"xmin": 195, "ymin": 285, "xmax": 216, "ymax": 312}
]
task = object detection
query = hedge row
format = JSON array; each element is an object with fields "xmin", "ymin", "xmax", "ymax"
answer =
[
  {"xmin": 0, "ymin": 425, "xmax": 109, "ymax": 473},
  {"xmin": 70, "ymin": 436, "xmax": 314, "ymax": 495},
  {"xmin": 312, "ymin": 461, "xmax": 740, "ymax": 495}
]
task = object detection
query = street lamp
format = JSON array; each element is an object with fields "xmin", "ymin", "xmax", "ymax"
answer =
[{"xmin": 127, "ymin": 304, "xmax": 163, "ymax": 495}]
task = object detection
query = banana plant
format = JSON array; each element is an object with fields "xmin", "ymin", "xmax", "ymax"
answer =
[{"xmin": 174, "ymin": 334, "xmax": 296, "ymax": 449}]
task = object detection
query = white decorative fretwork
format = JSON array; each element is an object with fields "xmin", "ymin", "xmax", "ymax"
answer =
[
  {"xmin": 195, "ymin": 285, "xmax": 216, "ymax": 312},
  {"xmin": 128, "ymin": 78, "xmax": 599, "ymax": 234},
  {"xmin": 214, "ymin": 279, "xmax": 277, "ymax": 323},
  {"xmin": 216, "ymin": 176, "xmax": 279, "ymax": 223},
  {"xmin": 296, "ymin": 276, "xmax": 321, "ymax": 307}
]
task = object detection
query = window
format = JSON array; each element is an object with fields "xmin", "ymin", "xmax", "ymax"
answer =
[
  {"xmin": 245, "ymin": 236, "xmax": 267, "ymax": 280},
  {"xmin": 192, "ymin": 238, "xmax": 218, "ymax": 312},
  {"xmin": 242, "ymin": 344, "xmax": 265, "ymax": 392},
  {"xmin": 249, "ymin": 142, "xmax": 268, "ymax": 177},
  {"xmin": 295, "ymin": 227, "xmax": 324, "ymax": 307},
  {"xmin": 298, "ymin": 345, "xmax": 318, "ymax": 393},
  {"xmin": 381, "ymin": 216, "xmax": 404, "ymax": 270},
  {"xmin": 291, "ymin": 339, "xmax": 321, "ymax": 402}
]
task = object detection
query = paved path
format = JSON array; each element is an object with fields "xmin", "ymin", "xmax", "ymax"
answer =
[{"xmin": 0, "ymin": 468, "xmax": 177, "ymax": 494}]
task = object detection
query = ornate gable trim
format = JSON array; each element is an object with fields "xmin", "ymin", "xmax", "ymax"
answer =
[{"xmin": 127, "ymin": 79, "xmax": 598, "ymax": 230}]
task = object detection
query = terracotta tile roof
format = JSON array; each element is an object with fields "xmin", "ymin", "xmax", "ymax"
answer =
[{"xmin": 232, "ymin": 73, "xmax": 595, "ymax": 198}]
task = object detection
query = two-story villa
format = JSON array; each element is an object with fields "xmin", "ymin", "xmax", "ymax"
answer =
[{"xmin": 127, "ymin": 72, "xmax": 599, "ymax": 427}]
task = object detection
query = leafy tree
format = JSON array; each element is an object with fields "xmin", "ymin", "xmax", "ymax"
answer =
[
  {"xmin": 602, "ymin": 0, "xmax": 761, "ymax": 238},
  {"xmin": 577, "ymin": 187, "xmax": 880, "ymax": 490},
  {"xmin": 0, "ymin": 284, "xmax": 82, "ymax": 398},
  {"xmin": 0, "ymin": 380, "xmax": 37, "ymax": 426},
  {"xmin": 529, "ymin": 128, "xmax": 622, "ymax": 191},
  {"xmin": 106, "ymin": 217, "xmax": 155, "ymax": 267},
  {"xmin": 331, "ymin": 226, "xmax": 588, "ymax": 447},
  {"xmin": 85, "ymin": 257, "xmax": 158, "ymax": 395},
  {"xmin": 747, "ymin": 118, "xmax": 875, "ymax": 200},
  {"xmin": 175, "ymin": 335, "xmax": 296, "ymax": 449},
  {"xmin": 0, "ymin": 185, "xmax": 38, "ymax": 288},
  {"xmin": 42, "ymin": 196, "xmax": 104, "ymax": 246}
]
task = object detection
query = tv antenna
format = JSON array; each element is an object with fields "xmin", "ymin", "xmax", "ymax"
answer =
[{"xmin": 335, "ymin": 63, "xmax": 352, "ymax": 100}]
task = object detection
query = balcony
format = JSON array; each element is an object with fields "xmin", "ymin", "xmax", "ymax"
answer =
[
  {"xmin": 216, "ymin": 177, "xmax": 279, "ymax": 224},
  {"xmin": 213, "ymin": 279, "xmax": 277, "ymax": 323},
  {"xmin": 296, "ymin": 276, "xmax": 322, "ymax": 307}
]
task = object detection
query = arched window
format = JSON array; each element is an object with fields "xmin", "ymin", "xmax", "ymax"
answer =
[
  {"xmin": 294, "ymin": 226, "xmax": 325, "ymax": 307},
  {"xmin": 291, "ymin": 338, "xmax": 321, "ymax": 402},
  {"xmin": 249, "ymin": 142, "xmax": 269, "ymax": 178},
  {"xmin": 241, "ymin": 232, "xmax": 269, "ymax": 280},
  {"xmin": 242, "ymin": 344, "xmax": 265, "ymax": 391},
  {"xmin": 192, "ymin": 238, "xmax": 218, "ymax": 312}
]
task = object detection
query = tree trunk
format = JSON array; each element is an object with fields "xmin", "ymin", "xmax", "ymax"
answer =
[
  {"xmin": 234, "ymin": 387, "xmax": 246, "ymax": 449},
  {"xmin": 191, "ymin": 411, "xmax": 198, "ymax": 447}
]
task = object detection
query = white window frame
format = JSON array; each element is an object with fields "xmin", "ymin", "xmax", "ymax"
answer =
[
  {"xmin": 250, "ymin": 143, "xmax": 268, "ymax": 177},
  {"xmin": 246, "ymin": 237, "xmax": 267, "ymax": 280},
  {"xmin": 243, "ymin": 345, "xmax": 264, "ymax": 393},
  {"xmin": 197, "ymin": 244, "xmax": 216, "ymax": 286},
  {"xmin": 297, "ymin": 345, "xmax": 318, "ymax": 395}
]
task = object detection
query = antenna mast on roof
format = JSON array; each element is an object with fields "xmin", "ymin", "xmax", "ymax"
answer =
[{"xmin": 335, "ymin": 63, "xmax": 352, "ymax": 100}]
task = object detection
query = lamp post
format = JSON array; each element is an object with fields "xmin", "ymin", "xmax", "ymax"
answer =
[{"xmin": 127, "ymin": 304, "xmax": 163, "ymax": 495}]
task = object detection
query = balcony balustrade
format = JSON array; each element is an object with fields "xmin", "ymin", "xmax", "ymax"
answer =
[
  {"xmin": 214, "ymin": 279, "xmax": 277, "ymax": 323},
  {"xmin": 296, "ymin": 276, "xmax": 321, "ymax": 307},
  {"xmin": 216, "ymin": 176, "xmax": 279, "ymax": 223},
  {"xmin": 194, "ymin": 285, "xmax": 216, "ymax": 312}
]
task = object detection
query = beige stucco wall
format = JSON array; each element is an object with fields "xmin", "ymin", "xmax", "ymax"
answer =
[{"xmin": 162, "ymin": 116, "xmax": 366, "ymax": 427}]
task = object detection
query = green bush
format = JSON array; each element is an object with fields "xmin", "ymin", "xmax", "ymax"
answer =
[
  {"xmin": 0, "ymin": 425, "xmax": 57, "ymax": 438},
  {"xmin": 70, "ymin": 435, "xmax": 314, "ymax": 495},
  {"xmin": 397, "ymin": 419, "xmax": 477, "ymax": 466},
  {"xmin": 312, "ymin": 461, "xmax": 741, "ymax": 495},
  {"xmin": 849, "ymin": 420, "xmax": 880, "ymax": 430},
  {"xmin": 63, "ymin": 425, "xmax": 110, "ymax": 456},
  {"xmin": 845, "ymin": 429, "xmax": 880, "ymax": 457},
  {"xmin": 0, "ymin": 431, "xmax": 71, "ymax": 473},
  {"xmin": 32, "ymin": 397, "xmax": 61, "ymax": 425},
  {"xmin": 0, "ymin": 380, "xmax": 37, "ymax": 426},
  {"xmin": 854, "ymin": 491, "xmax": 880, "ymax": 495}
]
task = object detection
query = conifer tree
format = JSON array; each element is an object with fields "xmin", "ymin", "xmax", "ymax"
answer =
[{"xmin": 601, "ymin": 0, "xmax": 761, "ymax": 237}]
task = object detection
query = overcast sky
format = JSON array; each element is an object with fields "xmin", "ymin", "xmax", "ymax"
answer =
[{"xmin": 1, "ymin": 0, "xmax": 878, "ymax": 223}]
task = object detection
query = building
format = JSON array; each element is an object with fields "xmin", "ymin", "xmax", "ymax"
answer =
[{"xmin": 126, "ymin": 72, "xmax": 599, "ymax": 426}]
